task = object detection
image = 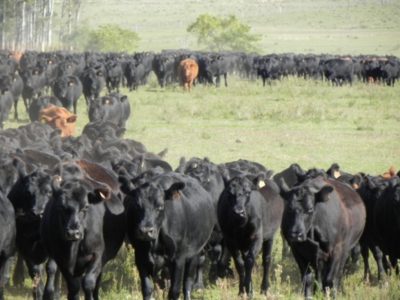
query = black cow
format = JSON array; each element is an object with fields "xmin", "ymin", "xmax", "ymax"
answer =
[
  {"xmin": 20, "ymin": 68, "xmax": 47, "ymax": 113},
  {"xmin": 8, "ymin": 167, "xmax": 57, "ymax": 299},
  {"xmin": 152, "ymin": 53, "xmax": 176, "ymax": 87},
  {"xmin": 80, "ymin": 67, "xmax": 106, "ymax": 105},
  {"xmin": 88, "ymin": 93, "xmax": 131, "ymax": 129},
  {"xmin": 120, "ymin": 172, "xmax": 215, "ymax": 300},
  {"xmin": 280, "ymin": 176, "xmax": 366, "ymax": 298},
  {"xmin": 105, "ymin": 59, "xmax": 123, "ymax": 93},
  {"xmin": 41, "ymin": 173, "xmax": 125, "ymax": 300},
  {"xmin": 198, "ymin": 54, "xmax": 229, "ymax": 87},
  {"xmin": 322, "ymin": 58, "xmax": 354, "ymax": 86},
  {"xmin": 218, "ymin": 175, "xmax": 284, "ymax": 297},
  {"xmin": 52, "ymin": 75, "xmax": 83, "ymax": 114},
  {"xmin": 0, "ymin": 189, "xmax": 16, "ymax": 300},
  {"xmin": 176, "ymin": 157, "xmax": 229, "ymax": 286},
  {"xmin": 0, "ymin": 71, "xmax": 23, "ymax": 120}
]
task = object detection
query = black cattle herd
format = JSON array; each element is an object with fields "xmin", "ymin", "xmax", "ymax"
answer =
[{"xmin": 0, "ymin": 49, "xmax": 399, "ymax": 300}]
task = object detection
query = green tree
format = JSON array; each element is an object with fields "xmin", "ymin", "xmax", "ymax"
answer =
[
  {"xmin": 84, "ymin": 24, "xmax": 140, "ymax": 52},
  {"xmin": 187, "ymin": 14, "xmax": 260, "ymax": 52}
]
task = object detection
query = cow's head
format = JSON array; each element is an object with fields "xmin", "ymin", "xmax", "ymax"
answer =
[
  {"xmin": 225, "ymin": 176, "xmax": 261, "ymax": 226},
  {"xmin": 280, "ymin": 176, "xmax": 333, "ymax": 242},
  {"xmin": 52, "ymin": 178, "xmax": 110, "ymax": 241},
  {"xmin": 8, "ymin": 168, "xmax": 53, "ymax": 219},
  {"xmin": 40, "ymin": 105, "xmax": 77, "ymax": 137},
  {"xmin": 121, "ymin": 175, "xmax": 185, "ymax": 242}
]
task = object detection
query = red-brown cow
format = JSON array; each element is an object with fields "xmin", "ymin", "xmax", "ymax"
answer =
[
  {"xmin": 39, "ymin": 104, "xmax": 77, "ymax": 137},
  {"xmin": 178, "ymin": 58, "xmax": 199, "ymax": 91}
]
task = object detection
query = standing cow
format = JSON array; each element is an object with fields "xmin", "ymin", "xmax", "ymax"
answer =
[
  {"xmin": 280, "ymin": 176, "xmax": 366, "ymax": 298},
  {"xmin": 120, "ymin": 172, "xmax": 215, "ymax": 300},
  {"xmin": 218, "ymin": 175, "xmax": 284, "ymax": 298},
  {"xmin": 178, "ymin": 59, "xmax": 199, "ymax": 92}
]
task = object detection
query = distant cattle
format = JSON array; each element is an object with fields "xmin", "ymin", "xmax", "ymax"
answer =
[
  {"xmin": 0, "ymin": 90, "xmax": 13, "ymax": 129},
  {"xmin": 39, "ymin": 105, "xmax": 77, "ymax": 137},
  {"xmin": 280, "ymin": 176, "xmax": 366, "ymax": 298},
  {"xmin": 178, "ymin": 59, "xmax": 199, "ymax": 91},
  {"xmin": 322, "ymin": 58, "xmax": 354, "ymax": 86}
]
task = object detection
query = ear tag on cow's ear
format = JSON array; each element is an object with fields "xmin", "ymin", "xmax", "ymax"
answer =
[
  {"xmin": 258, "ymin": 180, "xmax": 266, "ymax": 189},
  {"xmin": 105, "ymin": 99, "xmax": 110, "ymax": 105},
  {"xmin": 333, "ymin": 171, "xmax": 341, "ymax": 178},
  {"xmin": 99, "ymin": 191, "xmax": 107, "ymax": 200},
  {"xmin": 68, "ymin": 81, "xmax": 74, "ymax": 86},
  {"xmin": 192, "ymin": 163, "xmax": 198, "ymax": 169},
  {"xmin": 352, "ymin": 183, "xmax": 360, "ymax": 190}
]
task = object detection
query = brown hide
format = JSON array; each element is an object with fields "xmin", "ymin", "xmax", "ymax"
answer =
[
  {"xmin": 39, "ymin": 104, "xmax": 77, "ymax": 137},
  {"xmin": 178, "ymin": 58, "xmax": 199, "ymax": 91}
]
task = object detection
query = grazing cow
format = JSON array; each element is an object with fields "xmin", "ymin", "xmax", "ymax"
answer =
[
  {"xmin": 120, "ymin": 172, "xmax": 215, "ymax": 300},
  {"xmin": 218, "ymin": 175, "xmax": 284, "ymax": 297},
  {"xmin": 39, "ymin": 105, "xmax": 77, "ymax": 137},
  {"xmin": 52, "ymin": 75, "xmax": 83, "ymax": 114},
  {"xmin": 178, "ymin": 59, "xmax": 199, "ymax": 91},
  {"xmin": 88, "ymin": 93, "xmax": 131, "ymax": 129},
  {"xmin": 280, "ymin": 176, "xmax": 366, "ymax": 298},
  {"xmin": 40, "ymin": 170, "xmax": 125, "ymax": 300}
]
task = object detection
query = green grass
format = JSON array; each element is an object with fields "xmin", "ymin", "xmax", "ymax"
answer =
[
  {"xmin": 4, "ymin": 74, "xmax": 400, "ymax": 299},
  {"xmin": 70, "ymin": 0, "xmax": 400, "ymax": 56}
]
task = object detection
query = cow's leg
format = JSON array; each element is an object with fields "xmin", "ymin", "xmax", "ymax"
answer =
[
  {"xmin": 370, "ymin": 245, "xmax": 386, "ymax": 280},
  {"xmin": 13, "ymin": 98, "xmax": 19, "ymax": 120},
  {"xmin": 183, "ymin": 257, "xmax": 198, "ymax": 300},
  {"xmin": 26, "ymin": 261, "xmax": 44, "ymax": 300},
  {"xmin": 291, "ymin": 246, "xmax": 314, "ymax": 298},
  {"xmin": 135, "ymin": 247, "xmax": 154, "ymax": 300},
  {"xmin": 223, "ymin": 73, "xmax": 228, "ymax": 87},
  {"xmin": 82, "ymin": 254, "xmax": 103, "ymax": 300},
  {"xmin": 62, "ymin": 272, "xmax": 80, "ymax": 300},
  {"xmin": 230, "ymin": 247, "xmax": 245, "ymax": 295},
  {"xmin": 261, "ymin": 239, "xmax": 274, "ymax": 294},
  {"xmin": 12, "ymin": 253, "xmax": 25, "ymax": 287},
  {"xmin": 43, "ymin": 259, "xmax": 58, "ymax": 300},
  {"xmin": 0, "ymin": 256, "xmax": 7, "ymax": 300},
  {"xmin": 360, "ymin": 242, "xmax": 371, "ymax": 281},
  {"xmin": 168, "ymin": 258, "xmax": 185, "ymax": 300},
  {"xmin": 192, "ymin": 252, "xmax": 205, "ymax": 290}
]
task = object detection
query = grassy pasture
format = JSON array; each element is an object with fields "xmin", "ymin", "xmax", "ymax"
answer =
[
  {"xmin": 4, "ymin": 74, "xmax": 400, "ymax": 299},
  {"xmin": 74, "ymin": 0, "xmax": 400, "ymax": 55}
]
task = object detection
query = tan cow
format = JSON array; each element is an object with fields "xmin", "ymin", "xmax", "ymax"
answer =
[
  {"xmin": 178, "ymin": 58, "xmax": 199, "ymax": 92},
  {"xmin": 39, "ymin": 104, "xmax": 77, "ymax": 137}
]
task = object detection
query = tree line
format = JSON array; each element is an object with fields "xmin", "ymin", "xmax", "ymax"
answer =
[{"xmin": 0, "ymin": 1, "xmax": 260, "ymax": 54}]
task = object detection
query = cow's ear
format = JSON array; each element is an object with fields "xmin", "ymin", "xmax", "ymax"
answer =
[
  {"xmin": 176, "ymin": 156, "xmax": 186, "ymax": 173},
  {"xmin": 120, "ymin": 95, "xmax": 128, "ymax": 103},
  {"xmin": 165, "ymin": 182, "xmax": 185, "ymax": 201},
  {"xmin": 12, "ymin": 157, "xmax": 26, "ymax": 178},
  {"xmin": 119, "ymin": 175, "xmax": 134, "ymax": 194},
  {"xmin": 67, "ymin": 115, "xmax": 77, "ymax": 123},
  {"xmin": 88, "ymin": 188, "xmax": 110, "ymax": 204},
  {"xmin": 308, "ymin": 177, "xmax": 334, "ymax": 202}
]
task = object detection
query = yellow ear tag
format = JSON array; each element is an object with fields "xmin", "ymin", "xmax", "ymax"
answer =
[
  {"xmin": 258, "ymin": 180, "xmax": 266, "ymax": 189},
  {"xmin": 333, "ymin": 171, "xmax": 341, "ymax": 178}
]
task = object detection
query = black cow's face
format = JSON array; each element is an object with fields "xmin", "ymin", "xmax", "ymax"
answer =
[
  {"xmin": 53, "ymin": 179, "xmax": 106, "ymax": 241},
  {"xmin": 184, "ymin": 159, "xmax": 211, "ymax": 186},
  {"xmin": 227, "ymin": 176, "xmax": 255, "ymax": 226},
  {"xmin": 24, "ymin": 170, "xmax": 53, "ymax": 218},
  {"xmin": 282, "ymin": 178, "xmax": 333, "ymax": 243},
  {"xmin": 123, "ymin": 179, "xmax": 185, "ymax": 242}
]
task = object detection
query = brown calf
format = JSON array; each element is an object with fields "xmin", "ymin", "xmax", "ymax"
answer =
[
  {"xmin": 178, "ymin": 58, "xmax": 199, "ymax": 91},
  {"xmin": 39, "ymin": 104, "xmax": 77, "ymax": 137}
]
